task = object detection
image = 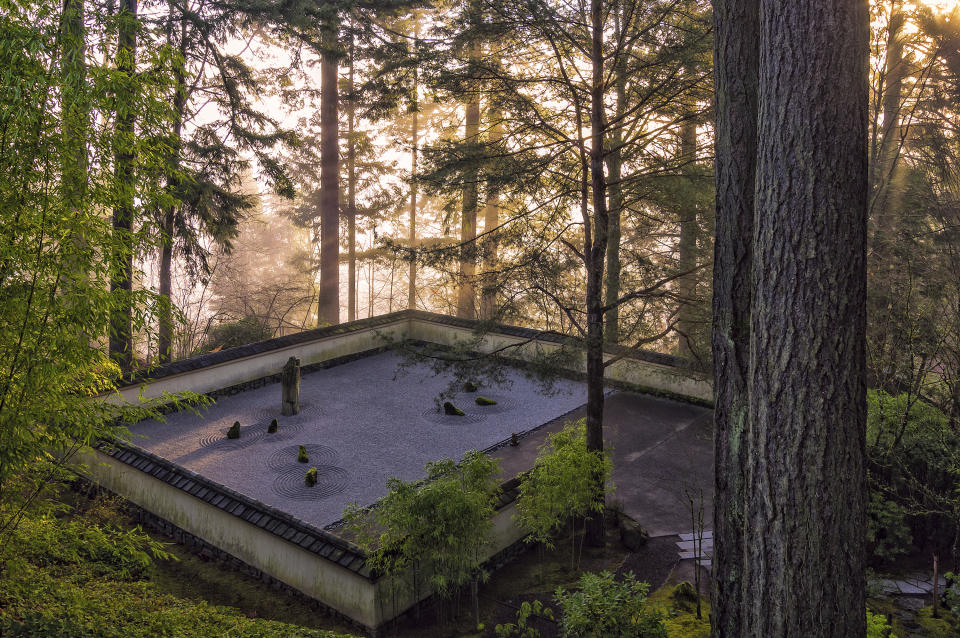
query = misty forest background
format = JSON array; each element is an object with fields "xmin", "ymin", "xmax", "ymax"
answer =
[{"xmin": 2, "ymin": 0, "xmax": 960, "ymax": 635}]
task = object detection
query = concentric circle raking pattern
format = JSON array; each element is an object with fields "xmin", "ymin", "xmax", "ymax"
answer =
[
  {"xmin": 271, "ymin": 465, "xmax": 349, "ymax": 500},
  {"xmin": 266, "ymin": 444, "xmax": 339, "ymax": 472},
  {"xmin": 420, "ymin": 408, "xmax": 486, "ymax": 425}
]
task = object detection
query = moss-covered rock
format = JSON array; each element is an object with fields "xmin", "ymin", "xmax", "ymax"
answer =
[
  {"xmin": 267, "ymin": 418, "xmax": 278, "ymax": 434},
  {"xmin": 305, "ymin": 467, "xmax": 317, "ymax": 487},
  {"xmin": 475, "ymin": 396, "xmax": 497, "ymax": 406},
  {"xmin": 227, "ymin": 421, "xmax": 241, "ymax": 439},
  {"xmin": 463, "ymin": 381, "xmax": 478, "ymax": 393},
  {"xmin": 297, "ymin": 445, "xmax": 308, "ymax": 463},
  {"xmin": 443, "ymin": 401, "xmax": 465, "ymax": 416},
  {"xmin": 671, "ymin": 581, "xmax": 700, "ymax": 610}
]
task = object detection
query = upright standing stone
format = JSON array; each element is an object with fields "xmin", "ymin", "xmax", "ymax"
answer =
[{"xmin": 281, "ymin": 356, "xmax": 301, "ymax": 416}]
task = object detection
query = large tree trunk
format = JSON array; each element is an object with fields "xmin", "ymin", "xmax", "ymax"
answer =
[
  {"xmin": 711, "ymin": 0, "xmax": 758, "ymax": 633},
  {"xmin": 110, "ymin": 0, "xmax": 137, "ymax": 372},
  {"xmin": 583, "ymin": 0, "xmax": 608, "ymax": 548},
  {"xmin": 347, "ymin": 30, "xmax": 357, "ymax": 323},
  {"xmin": 742, "ymin": 0, "xmax": 868, "ymax": 634},
  {"xmin": 675, "ymin": 116, "xmax": 698, "ymax": 359},
  {"xmin": 317, "ymin": 27, "xmax": 340, "ymax": 325},
  {"xmin": 456, "ymin": 73, "xmax": 480, "ymax": 319}
]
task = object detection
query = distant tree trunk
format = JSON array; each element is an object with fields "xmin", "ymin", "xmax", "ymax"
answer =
[
  {"xmin": 110, "ymin": 0, "xmax": 137, "ymax": 372},
  {"xmin": 158, "ymin": 25, "xmax": 188, "ymax": 364},
  {"xmin": 456, "ymin": 74, "xmax": 480, "ymax": 319},
  {"xmin": 408, "ymin": 37, "xmax": 419, "ymax": 312},
  {"xmin": 584, "ymin": 0, "xmax": 608, "ymax": 547},
  {"xmin": 743, "ymin": 0, "xmax": 868, "ymax": 634},
  {"xmin": 604, "ymin": 57, "xmax": 625, "ymax": 346},
  {"xmin": 347, "ymin": 29, "xmax": 357, "ymax": 323},
  {"xmin": 870, "ymin": 0, "xmax": 905, "ymax": 252},
  {"xmin": 711, "ymin": 0, "xmax": 758, "ymax": 633},
  {"xmin": 676, "ymin": 115, "xmax": 699, "ymax": 359},
  {"xmin": 480, "ymin": 114, "xmax": 502, "ymax": 320},
  {"xmin": 318, "ymin": 26, "xmax": 340, "ymax": 325}
]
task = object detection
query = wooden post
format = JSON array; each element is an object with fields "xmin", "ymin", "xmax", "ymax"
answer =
[{"xmin": 933, "ymin": 553, "xmax": 939, "ymax": 618}]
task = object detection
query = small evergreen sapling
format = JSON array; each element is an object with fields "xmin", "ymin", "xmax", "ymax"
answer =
[
  {"xmin": 475, "ymin": 396, "xmax": 497, "ymax": 406},
  {"xmin": 227, "ymin": 421, "xmax": 240, "ymax": 439},
  {"xmin": 305, "ymin": 467, "xmax": 318, "ymax": 486},
  {"xmin": 298, "ymin": 445, "xmax": 309, "ymax": 463},
  {"xmin": 443, "ymin": 401, "xmax": 465, "ymax": 416},
  {"xmin": 267, "ymin": 418, "xmax": 278, "ymax": 434}
]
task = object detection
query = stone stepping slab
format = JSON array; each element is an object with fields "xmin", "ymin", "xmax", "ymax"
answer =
[
  {"xmin": 678, "ymin": 530, "xmax": 713, "ymax": 541},
  {"xmin": 879, "ymin": 576, "xmax": 947, "ymax": 596}
]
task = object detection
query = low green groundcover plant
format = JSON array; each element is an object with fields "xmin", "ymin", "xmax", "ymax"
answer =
[{"xmin": 0, "ymin": 508, "xmax": 355, "ymax": 638}]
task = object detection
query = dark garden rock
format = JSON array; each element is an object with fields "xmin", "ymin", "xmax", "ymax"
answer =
[
  {"xmin": 267, "ymin": 418, "xmax": 278, "ymax": 434},
  {"xmin": 443, "ymin": 401, "xmax": 465, "ymax": 416},
  {"xmin": 227, "ymin": 421, "xmax": 241, "ymax": 439},
  {"xmin": 305, "ymin": 467, "xmax": 318, "ymax": 487},
  {"xmin": 619, "ymin": 515, "xmax": 649, "ymax": 550},
  {"xmin": 297, "ymin": 445, "xmax": 309, "ymax": 463},
  {"xmin": 475, "ymin": 396, "xmax": 497, "ymax": 406},
  {"xmin": 463, "ymin": 381, "xmax": 478, "ymax": 392}
]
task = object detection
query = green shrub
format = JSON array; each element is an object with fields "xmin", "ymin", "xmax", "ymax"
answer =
[
  {"xmin": 866, "ymin": 390, "xmax": 960, "ymax": 562},
  {"xmin": 554, "ymin": 571, "xmax": 666, "ymax": 637},
  {"xmin": 946, "ymin": 572, "xmax": 959, "ymax": 624},
  {"xmin": 443, "ymin": 401, "xmax": 465, "ymax": 416},
  {"xmin": 867, "ymin": 493, "xmax": 913, "ymax": 563},
  {"xmin": 475, "ymin": 396, "xmax": 497, "ymax": 406},
  {"xmin": 305, "ymin": 467, "xmax": 318, "ymax": 487},
  {"xmin": 515, "ymin": 420, "xmax": 612, "ymax": 571},
  {"xmin": 298, "ymin": 445, "xmax": 308, "ymax": 463},
  {"xmin": 227, "ymin": 421, "xmax": 240, "ymax": 439},
  {"xmin": 268, "ymin": 418, "xmax": 278, "ymax": 434},
  {"xmin": 495, "ymin": 600, "xmax": 553, "ymax": 637},
  {"xmin": 866, "ymin": 609, "xmax": 897, "ymax": 638}
]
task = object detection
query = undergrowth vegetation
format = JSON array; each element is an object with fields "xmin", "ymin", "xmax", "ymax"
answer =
[{"xmin": 0, "ymin": 483, "xmax": 356, "ymax": 638}]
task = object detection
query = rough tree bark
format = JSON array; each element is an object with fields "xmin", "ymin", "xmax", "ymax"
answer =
[
  {"xmin": 317, "ymin": 26, "xmax": 340, "ymax": 326},
  {"xmin": 710, "ymin": 0, "xmax": 757, "ymax": 633},
  {"xmin": 110, "ymin": 0, "xmax": 137, "ymax": 372},
  {"xmin": 742, "ymin": 0, "xmax": 869, "ymax": 634}
]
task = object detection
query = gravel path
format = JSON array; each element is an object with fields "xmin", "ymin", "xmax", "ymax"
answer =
[{"xmin": 129, "ymin": 351, "xmax": 587, "ymax": 528}]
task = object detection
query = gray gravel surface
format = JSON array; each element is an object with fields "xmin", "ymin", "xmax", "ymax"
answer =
[{"xmin": 129, "ymin": 351, "xmax": 587, "ymax": 527}]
